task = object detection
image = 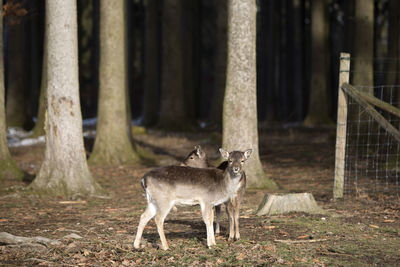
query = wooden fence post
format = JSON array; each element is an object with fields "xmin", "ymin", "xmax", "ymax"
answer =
[{"xmin": 333, "ymin": 53, "xmax": 350, "ymax": 200}]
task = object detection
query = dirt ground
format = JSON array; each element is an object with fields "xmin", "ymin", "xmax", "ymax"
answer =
[{"xmin": 1, "ymin": 127, "xmax": 400, "ymax": 266}]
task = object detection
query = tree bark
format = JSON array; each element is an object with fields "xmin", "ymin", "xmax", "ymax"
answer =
[
  {"xmin": 223, "ymin": 0, "xmax": 276, "ymax": 189},
  {"xmin": 0, "ymin": 1, "xmax": 24, "ymax": 181},
  {"xmin": 31, "ymin": 23, "xmax": 47, "ymax": 138},
  {"xmin": 5, "ymin": 14, "xmax": 30, "ymax": 129},
  {"xmin": 158, "ymin": 0, "xmax": 192, "ymax": 131},
  {"xmin": 209, "ymin": 0, "xmax": 227, "ymax": 126},
  {"xmin": 142, "ymin": 0, "xmax": 160, "ymax": 127},
  {"xmin": 352, "ymin": 0, "xmax": 374, "ymax": 91},
  {"xmin": 387, "ymin": 0, "xmax": 400, "ymax": 107},
  {"xmin": 303, "ymin": 0, "xmax": 332, "ymax": 126},
  {"xmin": 89, "ymin": 0, "xmax": 140, "ymax": 165},
  {"xmin": 30, "ymin": 0, "xmax": 102, "ymax": 199}
]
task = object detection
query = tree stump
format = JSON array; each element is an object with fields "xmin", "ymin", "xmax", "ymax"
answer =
[{"xmin": 256, "ymin": 193, "xmax": 324, "ymax": 216}]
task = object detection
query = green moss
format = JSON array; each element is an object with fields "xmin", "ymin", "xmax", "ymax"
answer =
[{"xmin": 0, "ymin": 158, "xmax": 25, "ymax": 181}]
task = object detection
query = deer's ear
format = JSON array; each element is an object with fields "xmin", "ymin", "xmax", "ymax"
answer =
[
  {"xmin": 244, "ymin": 149, "xmax": 253, "ymax": 160},
  {"xmin": 219, "ymin": 148, "xmax": 229, "ymax": 159},
  {"xmin": 195, "ymin": 145, "xmax": 203, "ymax": 158}
]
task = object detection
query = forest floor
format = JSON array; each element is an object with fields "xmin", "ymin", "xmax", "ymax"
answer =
[{"xmin": 1, "ymin": 127, "xmax": 400, "ymax": 266}]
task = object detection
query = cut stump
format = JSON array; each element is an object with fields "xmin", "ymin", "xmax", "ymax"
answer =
[{"xmin": 256, "ymin": 193, "xmax": 324, "ymax": 216}]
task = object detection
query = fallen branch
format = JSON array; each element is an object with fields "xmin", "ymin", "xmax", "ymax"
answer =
[
  {"xmin": 274, "ymin": 238, "xmax": 327, "ymax": 244},
  {"xmin": 0, "ymin": 232, "xmax": 61, "ymax": 246}
]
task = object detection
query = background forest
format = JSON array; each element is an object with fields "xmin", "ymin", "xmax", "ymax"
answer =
[
  {"xmin": 1, "ymin": 0, "xmax": 400, "ymax": 266},
  {"xmin": 4, "ymin": 0, "xmax": 398, "ymax": 130}
]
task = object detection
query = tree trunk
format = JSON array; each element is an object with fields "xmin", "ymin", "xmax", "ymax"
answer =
[
  {"xmin": 209, "ymin": 0, "xmax": 227, "ymax": 127},
  {"xmin": 30, "ymin": 0, "xmax": 102, "ymax": 199},
  {"xmin": 31, "ymin": 23, "xmax": 47, "ymax": 138},
  {"xmin": 89, "ymin": 0, "xmax": 140, "ymax": 165},
  {"xmin": 387, "ymin": 0, "xmax": 400, "ymax": 107},
  {"xmin": 223, "ymin": 0, "xmax": 276, "ymax": 189},
  {"xmin": 158, "ymin": 0, "xmax": 192, "ymax": 131},
  {"xmin": 303, "ymin": 0, "xmax": 332, "ymax": 126},
  {"xmin": 0, "ymin": 1, "xmax": 24, "ymax": 181},
  {"xmin": 352, "ymin": 0, "xmax": 374, "ymax": 91},
  {"xmin": 142, "ymin": 0, "xmax": 160, "ymax": 127},
  {"xmin": 5, "ymin": 16, "xmax": 30, "ymax": 129}
]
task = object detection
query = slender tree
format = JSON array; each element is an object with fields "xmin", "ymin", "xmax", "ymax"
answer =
[
  {"xmin": 387, "ymin": 0, "xmax": 400, "ymax": 106},
  {"xmin": 31, "ymin": 25, "xmax": 47, "ymax": 138},
  {"xmin": 89, "ymin": 0, "xmax": 140, "ymax": 165},
  {"xmin": 0, "ymin": 0, "xmax": 24, "ymax": 181},
  {"xmin": 30, "ymin": 0, "xmax": 102, "ymax": 198},
  {"xmin": 142, "ymin": 0, "xmax": 160, "ymax": 127},
  {"xmin": 158, "ymin": 0, "xmax": 192, "ymax": 130},
  {"xmin": 303, "ymin": 0, "xmax": 332, "ymax": 126},
  {"xmin": 5, "ymin": 4, "xmax": 30, "ymax": 129},
  {"xmin": 223, "ymin": 0, "xmax": 276, "ymax": 189},
  {"xmin": 209, "ymin": 0, "xmax": 227, "ymax": 126},
  {"xmin": 352, "ymin": 0, "xmax": 374, "ymax": 91}
]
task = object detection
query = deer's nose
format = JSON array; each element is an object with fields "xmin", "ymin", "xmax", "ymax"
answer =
[{"xmin": 233, "ymin": 167, "xmax": 239, "ymax": 173}]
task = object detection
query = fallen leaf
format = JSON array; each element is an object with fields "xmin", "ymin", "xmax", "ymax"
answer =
[
  {"xmin": 383, "ymin": 220, "xmax": 395, "ymax": 223},
  {"xmin": 236, "ymin": 253, "xmax": 245, "ymax": 260},
  {"xmin": 216, "ymin": 258, "xmax": 223, "ymax": 264},
  {"xmin": 369, "ymin": 224, "xmax": 379, "ymax": 229},
  {"xmin": 0, "ymin": 219, "xmax": 8, "ymax": 223},
  {"xmin": 83, "ymin": 249, "xmax": 90, "ymax": 256}
]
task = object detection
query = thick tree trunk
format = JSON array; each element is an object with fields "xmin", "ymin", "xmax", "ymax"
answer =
[
  {"xmin": 158, "ymin": 0, "xmax": 192, "ymax": 131},
  {"xmin": 223, "ymin": 0, "xmax": 276, "ymax": 189},
  {"xmin": 142, "ymin": 0, "xmax": 160, "ymax": 127},
  {"xmin": 352, "ymin": 0, "xmax": 374, "ymax": 91},
  {"xmin": 89, "ymin": 0, "xmax": 139, "ymax": 165},
  {"xmin": 0, "ymin": 2, "xmax": 24, "ymax": 181},
  {"xmin": 30, "ymin": 0, "xmax": 102, "ymax": 199},
  {"xmin": 303, "ymin": 0, "xmax": 332, "ymax": 126}
]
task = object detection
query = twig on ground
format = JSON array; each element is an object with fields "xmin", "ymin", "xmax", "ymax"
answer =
[{"xmin": 274, "ymin": 238, "xmax": 327, "ymax": 244}]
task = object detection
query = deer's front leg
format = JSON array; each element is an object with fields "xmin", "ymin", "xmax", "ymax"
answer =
[{"xmin": 226, "ymin": 198, "xmax": 235, "ymax": 241}]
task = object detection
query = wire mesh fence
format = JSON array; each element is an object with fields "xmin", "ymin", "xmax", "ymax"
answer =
[{"xmin": 344, "ymin": 85, "xmax": 400, "ymax": 197}]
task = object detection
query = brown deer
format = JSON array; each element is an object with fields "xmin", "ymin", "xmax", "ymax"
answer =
[
  {"xmin": 181, "ymin": 145, "xmax": 246, "ymax": 241},
  {"xmin": 133, "ymin": 148, "xmax": 252, "ymax": 250}
]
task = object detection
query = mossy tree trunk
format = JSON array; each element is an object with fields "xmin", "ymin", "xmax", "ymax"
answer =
[
  {"xmin": 303, "ymin": 0, "xmax": 332, "ymax": 126},
  {"xmin": 222, "ymin": 0, "xmax": 276, "ymax": 189},
  {"xmin": 89, "ymin": 0, "xmax": 140, "ymax": 165},
  {"xmin": 30, "ymin": 0, "xmax": 102, "ymax": 199},
  {"xmin": 158, "ymin": 0, "xmax": 192, "ymax": 131},
  {"xmin": 142, "ymin": 0, "xmax": 160, "ymax": 127},
  {"xmin": 0, "ymin": 1, "xmax": 24, "ymax": 181}
]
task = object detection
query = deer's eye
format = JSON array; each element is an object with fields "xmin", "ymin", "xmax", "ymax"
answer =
[
  {"xmin": 241, "ymin": 160, "xmax": 244, "ymax": 163},
  {"xmin": 190, "ymin": 157, "xmax": 194, "ymax": 160}
]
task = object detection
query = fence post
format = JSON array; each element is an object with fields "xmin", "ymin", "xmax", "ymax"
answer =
[{"xmin": 333, "ymin": 52, "xmax": 350, "ymax": 200}]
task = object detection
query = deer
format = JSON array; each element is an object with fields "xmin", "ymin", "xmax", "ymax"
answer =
[
  {"xmin": 133, "ymin": 148, "xmax": 252, "ymax": 250},
  {"xmin": 181, "ymin": 145, "xmax": 246, "ymax": 241}
]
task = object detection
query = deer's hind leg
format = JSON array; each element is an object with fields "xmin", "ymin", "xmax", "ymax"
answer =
[
  {"xmin": 134, "ymin": 202, "xmax": 157, "ymax": 249},
  {"xmin": 154, "ymin": 201, "xmax": 174, "ymax": 250},
  {"xmin": 215, "ymin": 204, "xmax": 222, "ymax": 234}
]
